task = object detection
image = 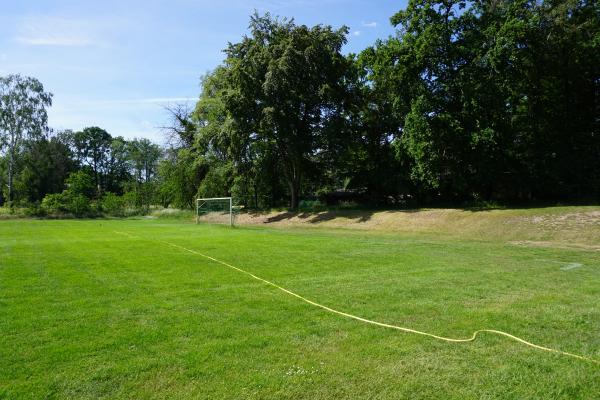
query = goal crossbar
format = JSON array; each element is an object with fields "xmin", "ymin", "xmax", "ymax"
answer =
[{"xmin": 196, "ymin": 197, "xmax": 233, "ymax": 227}]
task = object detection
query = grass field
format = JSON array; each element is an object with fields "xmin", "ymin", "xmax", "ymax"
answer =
[{"xmin": 1, "ymin": 209, "xmax": 599, "ymax": 399}]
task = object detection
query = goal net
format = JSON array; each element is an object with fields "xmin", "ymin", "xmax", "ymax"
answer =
[{"xmin": 196, "ymin": 197, "xmax": 234, "ymax": 226}]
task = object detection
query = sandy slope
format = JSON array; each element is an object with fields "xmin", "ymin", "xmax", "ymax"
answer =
[{"xmin": 232, "ymin": 206, "xmax": 600, "ymax": 249}]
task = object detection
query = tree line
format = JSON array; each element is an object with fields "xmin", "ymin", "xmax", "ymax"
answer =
[
  {"xmin": 1, "ymin": 0, "xmax": 599, "ymax": 214},
  {"xmin": 0, "ymin": 78, "xmax": 162, "ymax": 215}
]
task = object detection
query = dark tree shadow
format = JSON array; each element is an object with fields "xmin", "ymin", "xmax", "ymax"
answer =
[
  {"xmin": 308, "ymin": 211, "xmax": 339, "ymax": 223},
  {"xmin": 264, "ymin": 211, "xmax": 296, "ymax": 223},
  {"xmin": 249, "ymin": 201, "xmax": 596, "ymax": 227},
  {"xmin": 307, "ymin": 210, "xmax": 377, "ymax": 224}
]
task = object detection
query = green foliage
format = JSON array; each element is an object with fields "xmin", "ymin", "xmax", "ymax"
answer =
[
  {"xmin": 41, "ymin": 191, "xmax": 91, "ymax": 217},
  {"xmin": 214, "ymin": 12, "xmax": 352, "ymax": 209},
  {"xmin": 186, "ymin": 3, "xmax": 599, "ymax": 208},
  {"xmin": 197, "ymin": 163, "xmax": 232, "ymax": 199},
  {"xmin": 40, "ymin": 193, "xmax": 65, "ymax": 214},
  {"xmin": 39, "ymin": 170, "xmax": 96, "ymax": 217},
  {"xmin": 158, "ymin": 149, "xmax": 207, "ymax": 209},
  {"xmin": 100, "ymin": 192, "xmax": 126, "ymax": 217},
  {"xmin": 124, "ymin": 138, "xmax": 163, "ymax": 212},
  {"xmin": 383, "ymin": 0, "xmax": 600, "ymax": 201},
  {"xmin": 3, "ymin": 2, "xmax": 599, "ymax": 212},
  {"xmin": 1, "ymin": 119, "xmax": 164, "ymax": 216},
  {"xmin": 0, "ymin": 74, "xmax": 53, "ymax": 207},
  {"xmin": 106, "ymin": 136, "xmax": 130, "ymax": 193},
  {"xmin": 65, "ymin": 170, "xmax": 95, "ymax": 198},
  {"xmin": 66, "ymin": 193, "xmax": 92, "ymax": 216},
  {"xmin": 13, "ymin": 132, "xmax": 76, "ymax": 203},
  {"xmin": 128, "ymin": 138, "xmax": 162, "ymax": 184},
  {"xmin": 71, "ymin": 127, "xmax": 112, "ymax": 194}
]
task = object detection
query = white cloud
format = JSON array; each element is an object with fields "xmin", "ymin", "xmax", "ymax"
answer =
[
  {"xmin": 101, "ymin": 97, "xmax": 197, "ymax": 105},
  {"xmin": 353, "ymin": 30, "xmax": 361, "ymax": 36},
  {"xmin": 50, "ymin": 97, "xmax": 198, "ymax": 114},
  {"xmin": 133, "ymin": 97, "xmax": 196, "ymax": 104},
  {"xmin": 17, "ymin": 36, "xmax": 93, "ymax": 47},
  {"xmin": 361, "ymin": 21, "xmax": 378, "ymax": 28},
  {"xmin": 14, "ymin": 16, "xmax": 119, "ymax": 47}
]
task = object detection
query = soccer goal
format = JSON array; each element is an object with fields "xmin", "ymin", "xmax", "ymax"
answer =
[{"xmin": 196, "ymin": 197, "xmax": 234, "ymax": 226}]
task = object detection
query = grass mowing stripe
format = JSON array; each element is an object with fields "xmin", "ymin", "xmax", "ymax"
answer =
[{"xmin": 114, "ymin": 230, "xmax": 599, "ymax": 366}]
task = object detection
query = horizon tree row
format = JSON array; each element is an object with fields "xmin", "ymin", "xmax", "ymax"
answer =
[
  {"xmin": 166, "ymin": 0, "xmax": 599, "ymax": 209},
  {"xmin": 0, "ymin": 78, "xmax": 162, "ymax": 213},
  {"xmin": 2, "ymin": 0, "xmax": 599, "ymax": 212}
]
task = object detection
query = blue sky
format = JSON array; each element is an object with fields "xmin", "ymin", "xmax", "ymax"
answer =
[{"xmin": 1, "ymin": 0, "xmax": 405, "ymax": 143}]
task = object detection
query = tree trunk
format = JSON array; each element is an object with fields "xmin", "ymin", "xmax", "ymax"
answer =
[
  {"xmin": 287, "ymin": 157, "xmax": 302, "ymax": 210},
  {"xmin": 288, "ymin": 174, "xmax": 300, "ymax": 210},
  {"xmin": 93, "ymin": 158, "xmax": 101, "ymax": 196},
  {"xmin": 253, "ymin": 183, "xmax": 258, "ymax": 209},
  {"xmin": 7, "ymin": 145, "xmax": 14, "ymax": 210}
]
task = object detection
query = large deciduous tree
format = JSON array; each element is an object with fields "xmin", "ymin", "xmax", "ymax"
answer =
[
  {"xmin": 222, "ymin": 13, "xmax": 351, "ymax": 209},
  {"xmin": 0, "ymin": 74, "xmax": 52, "ymax": 207},
  {"xmin": 369, "ymin": 0, "xmax": 600, "ymax": 202}
]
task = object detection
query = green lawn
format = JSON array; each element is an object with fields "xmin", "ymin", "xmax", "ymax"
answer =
[{"xmin": 1, "ymin": 217, "xmax": 599, "ymax": 399}]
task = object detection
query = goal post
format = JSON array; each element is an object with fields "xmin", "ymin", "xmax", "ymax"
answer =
[{"xmin": 196, "ymin": 197, "xmax": 233, "ymax": 227}]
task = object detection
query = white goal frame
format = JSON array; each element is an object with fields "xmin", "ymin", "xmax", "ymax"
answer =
[{"xmin": 196, "ymin": 197, "xmax": 233, "ymax": 227}]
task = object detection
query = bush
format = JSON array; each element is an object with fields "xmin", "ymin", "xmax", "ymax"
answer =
[
  {"xmin": 65, "ymin": 171, "xmax": 96, "ymax": 198},
  {"xmin": 24, "ymin": 203, "xmax": 46, "ymax": 217},
  {"xmin": 100, "ymin": 192, "xmax": 126, "ymax": 216},
  {"xmin": 41, "ymin": 191, "xmax": 92, "ymax": 217},
  {"xmin": 68, "ymin": 194, "xmax": 91, "ymax": 216},
  {"xmin": 42, "ymin": 193, "xmax": 67, "ymax": 214}
]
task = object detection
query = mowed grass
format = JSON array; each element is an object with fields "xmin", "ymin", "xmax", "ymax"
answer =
[{"xmin": 1, "ymin": 217, "xmax": 599, "ymax": 399}]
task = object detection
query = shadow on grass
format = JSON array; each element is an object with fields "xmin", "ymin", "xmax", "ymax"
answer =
[
  {"xmin": 248, "ymin": 201, "xmax": 600, "ymax": 226},
  {"xmin": 260, "ymin": 209, "xmax": 387, "ymax": 224},
  {"xmin": 264, "ymin": 212, "xmax": 297, "ymax": 223}
]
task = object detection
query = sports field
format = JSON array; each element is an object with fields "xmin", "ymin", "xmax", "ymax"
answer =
[{"xmin": 1, "ymin": 211, "xmax": 599, "ymax": 399}]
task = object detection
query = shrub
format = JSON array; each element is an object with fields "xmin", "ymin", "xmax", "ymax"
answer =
[
  {"xmin": 65, "ymin": 171, "xmax": 96, "ymax": 198},
  {"xmin": 68, "ymin": 194, "xmax": 91, "ymax": 216},
  {"xmin": 42, "ymin": 193, "xmax": 67, "ymax": 214},
  {"xmin": 101, "ymin": 192, "xmax": 126, "ymax": 216},
  {"xmin": 24, "ymin": 203, "xmax": 46, "ymax": 217},
  {"xmin": 41, "ymin": 191, "xmax": 92, "ymax": 217}
]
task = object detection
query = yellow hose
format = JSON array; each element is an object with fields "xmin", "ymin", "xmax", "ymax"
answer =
[{"xmin": 114, "ymin": 231, "xmax": 599, "ymax": 365}]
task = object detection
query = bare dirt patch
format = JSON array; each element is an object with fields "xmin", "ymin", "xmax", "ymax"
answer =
[
  {"xmin": 509, "ymin": 211, "xmax": 600, "ymax": 229},
  {"xmin": 560, "ymin": 263, "xmax": 583, "ymax": 270},
  {"xmin": 508, "ymin": 240, "xmax": 600, "ymax": 252}
]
